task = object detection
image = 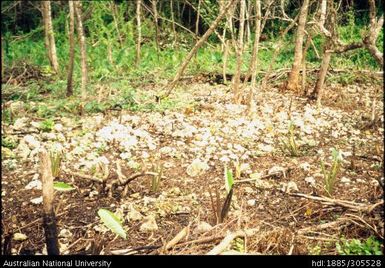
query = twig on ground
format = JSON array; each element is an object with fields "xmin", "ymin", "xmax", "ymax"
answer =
[
  {"xmin": 206, "ymin": 228, "xmax": 259, "ymax": 255},
  {"xmin": 289, "ymin": 193, "xmax": 383, "ymax": 212}
]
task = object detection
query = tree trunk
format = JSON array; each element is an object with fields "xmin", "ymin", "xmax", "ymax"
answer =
[
  {"xmin": 42, "ymin": 1, "xmax": 59, "ymax": 73},
  {"xmin": 74, "ymin": 1, "xmax": 87, "ymax": 101},
  {"xmin": 152, "ymin": 0, "xmax": 160, "ymax": 52},
  {"xmin": 1, "ymin": 36, "xmax": 4, "ymax": 79},
  {"xmin": 363, "ymin": 0, "xmax": 383, "ymax": 66},
  {"xmin": 313, "ymin": 45, "xmax": 332, "ymax": 106},
  {"xmin": 223, "ymin": 40, "xmax": 230, "ymax": 84},
  {"xmin": 40, "ymin": 149, "xmax": 60, "ymax": 255},
  {"xmin": 285, "ymin": 0, "xmax": 309, "ymax": 92},
  {"xmin": 246, "ymin": 0, "xmax": 261, "ymax": 113},
  {"xmin": 245, "ymin": 0, "xmax": 261, "ymax": 87},
  {"xmin": 261, "ymin": 13, "xmax": 299, "ymax": 90},
  {"xmin": 233, "ymin": 0, "xmax": 246, "ymax": 104},
  {"xmin": 66, "ymin": 1, "xmax": 75, "ymax": 97},
  {"xmin": 311, "ymin": 0, "xmax": 336, "ymax": 104},
  {"xmin": 136, "ymin": 0, "xmax": 142, "ymax": 65},
  {"xmin": 111, "ymin": 2, "xmax": 123, "ymax": 47},
  {"xmin": 170, "ymin": 0, "xmax": 177, "ymax": 47},
  {"xmin": 195, "ymin": 0, "xmax": 201, "ymax": 36},
  {"xmin": 163, "ymin": 0, "xmax": 239, "ymax": 98},
  {"xmin": 301, "ymin": 32, "xmax": 312, "ymax": 95}
]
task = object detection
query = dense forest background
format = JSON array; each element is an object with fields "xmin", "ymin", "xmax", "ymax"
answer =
[{"xmin": 1, "ymin": 0, "xmax": 384, "ymax": 256}]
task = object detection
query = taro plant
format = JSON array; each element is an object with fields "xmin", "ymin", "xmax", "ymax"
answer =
[
  {"xmin": 280, "ymin": 121, "xmax": 299, "ymax": 157},
  {"xmin": 97, "ymin": 208, "xmax": 127, "ymax": 239},
  {"xmin": 49, "ymin": 150, "xmax": 62, "ymax": 179},
  {"xmin": 209, "ymin": 166, "xmax": 234, "ymax": 225},
  {"xmin": 53, "ymin": 182, "xmax": 75, "ymax": 192},
  {"xmin": 321, "ymin": 148, "xmax": 343, "ymax": 197},
  {"xmin": 151, "ymin": 160, "xmax": 163, "ymax": 193}
]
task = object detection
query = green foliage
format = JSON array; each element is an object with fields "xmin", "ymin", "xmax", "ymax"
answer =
[
  {"xmin": 49, "ymin": 150, "xmax": 62, "ymax": 178},
  {"xmin": 2, "ymin": 136, "xmax": 18, "ymax": 149},
  {"xmin": 336, "ymin": 237, "xmax": 382, "ymax": 255},
  {"xmin": 151, "ymin": 163, "xmax": 163, "ymax": 193},
  {"xmin": 309, "ymin": 245, "xmax": 322, "ymax": 255},
  {"xmin": 209, "ymin": 166, "xmax": 235, "ymax": 225},
  {"xmin": 84, "ymin": 100, "xmax": 106, "ymax": 114},
  {"xmin": 232, "ymin": 237, "xmax": 245, "ymax": 253},
  {"xmin": 321, "ymin": 148, "xmax": 343, "ymax": 197},
  {"xmin": 224, "ymin": 165, "xmax": 234, "ymax": 194},
  {"xmin": 36, "ymin": 105, "xmax": 56, "ymax": 118},
  {"xmin": 40, "ymin": 118, "xmax": 55, "ymax": 132},
  {"xmin": 280, "ymin": 122, "xmax": 299, "ymax": 157},
  {"xmin": 53, "ymin": 182, "xmax": 75, "ymax": 192},
  {"xmin": 97, "ymin": 208, "xmax": 127, "ymax": 239}
]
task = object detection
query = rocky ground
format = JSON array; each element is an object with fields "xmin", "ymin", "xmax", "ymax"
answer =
[{"xmin": 1, "ymin": 81, "xmax": 384, "ymax": 255}]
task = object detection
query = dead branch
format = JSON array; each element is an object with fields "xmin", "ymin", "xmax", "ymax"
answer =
[
  {"xmin": 289, "ymin": 193, "xmax": 383, "ymax": 213},
  {"xmin": 63, "ymin": 168, "xmax": 104, "ymax": 183},
  {"xmin": 206, "ymin": 228, "xmax": 260, "ymax": 255}
]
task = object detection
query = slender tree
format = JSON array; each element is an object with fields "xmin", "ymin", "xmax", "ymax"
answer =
[
  {"xmin": 195, "ymin": 0, "xmax": 201, "ymax": 36},
  {"xmin": 41, "ymin": 1, "xmax": 59, "ymax": 73},
  {"xmin": 136, "ymin": 0, "xmax": 142, "ymax": 65},
  {"xmin": 311, "ymin": 0, "xmax": 383, "ymax": 105},
  {"xmin": 66, "ymin": 1, "xmax": 75, "ymax": 97},
  {"xmin": 74, "ymin": 1, "xmax": 87, "ymax": 100},
  {"xmin": 246, "ymin": 0, "xmax": 261, "ymax": 113},
  {"xmin": 111, "ymin": 2, "xmax": 123, "ymax": 47},
  {"xmin": 363, "ymin": 0, "xmax": 383, "ymax": 66},
  {"xmin": 163, "ymin": 0, "xmax": 239, "ymax": 98},
  {"xmin": 233, "ymin": 0, "xmax": 246, "ymax": 104},
  {"xmin": 285, "ymin": 0, "xmax": 310, "ymax": 92},
  {"xmin": 170, "ymin": 0, "xmax": 177, "ymax": 47},
  {"xmin": 152, "ymin": 0, "xmax": 160, "ymax": 52}
]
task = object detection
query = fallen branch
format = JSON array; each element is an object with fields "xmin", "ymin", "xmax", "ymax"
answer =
[
  {"xmin": 164, "ymin": 224, "xmax": 191, "ymax": 251},
  {"xmin": 298, "ymin": 217, "xmax": 350, "ymax": 235},
  {"xmin": 289, "ymin": 193, "xmax": 383, "ymax": 213},
  {"xmin": 63, "ymin": 168, "xmax": 104, "ymax": 183},
  {"xmin": 206, "ymin": 228, "xmax": 259, "ymax": 255}
]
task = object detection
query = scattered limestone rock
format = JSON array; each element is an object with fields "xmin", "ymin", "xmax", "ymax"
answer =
[
  {"xmin": 24, "ymin": 135, "xmax": 40, "ymax": 150},
  {"xmin": 54, "ymin": 123, "xmax": 64, "ymax": 132},
  {"xmin": 9, "ymin": 101, "xmax": 25, "ymax": 115},
  {"xmin": 299, "ymin": 162, "xmax": 311, "ymax": 172},
  {"xmin": 268, "ymin": 165, "xmax": 286, "ymax": 178},
  {"xmin": 30, "ymin": 196, "xmax": 43, "ymax": 205},
  {"xmin": 25, "ymin": 179, "xmax": 42, "ymax": 190},
  {"xmin": 126, "ymin": 205, "xmax": 143, "ymax": 221},
  {"xmin": 305, "ymin": 176, "xmax": 316, "ymax": 186},
  {"xmin": 139, "ymin": 215, "xmax": 158, "ymax": 233},
  {"xmin": 280, "ymin": 181, "xmax": 299, "ymax": 193},
  {"xmin": 13, "ymin": 233, "xmax": 28, "ymax": 241},
  {"xmin": 244, "ymin": 187, "xmax": 254, "ymax": 194},
  {"xmin": 58, "ymin": 229, "xmax": 72, "ymax": 239},
  {"xmin": 186, "ymin": 158, "xmax": 209, "ymax": 177},
  {"xmin": 341, "ymin": 177, "xmax": 351, "ymax": 184},
  {"xmin": 247, "ymin": 199, "xmax": 257, "ymax": 207},
  {"xmin": 195, "ymin": 221, "xmax": 213, "ymax": 234},
  {"xmin": 13, "ymin": 117, "xmax": 28, "ymax": 130}
]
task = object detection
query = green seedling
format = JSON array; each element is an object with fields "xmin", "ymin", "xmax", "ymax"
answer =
[
  {"xmin": 280, "ymin": 122, "xmax": 299, "ymax": 157},
  {"xmin": 49, "ymin": 150, "xmax": 62, "ymax": 178},
  {"xmin": 97, "ymin": 208, "xmax": 127, "ymax": 239},
  {"xmin": 209, "ymin": 166, "xmax": 235, "ymax": 225},
  {"xmin": 40, "ymin": 118, "xmax": 55, "ymax": 132},
  {"xmin": 151, "ymin": 160, "xmax": 163, "ymax": 193},
  {"xmin": 321, "ymin": 148, "xmax": 342, "ymax": 197}
]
